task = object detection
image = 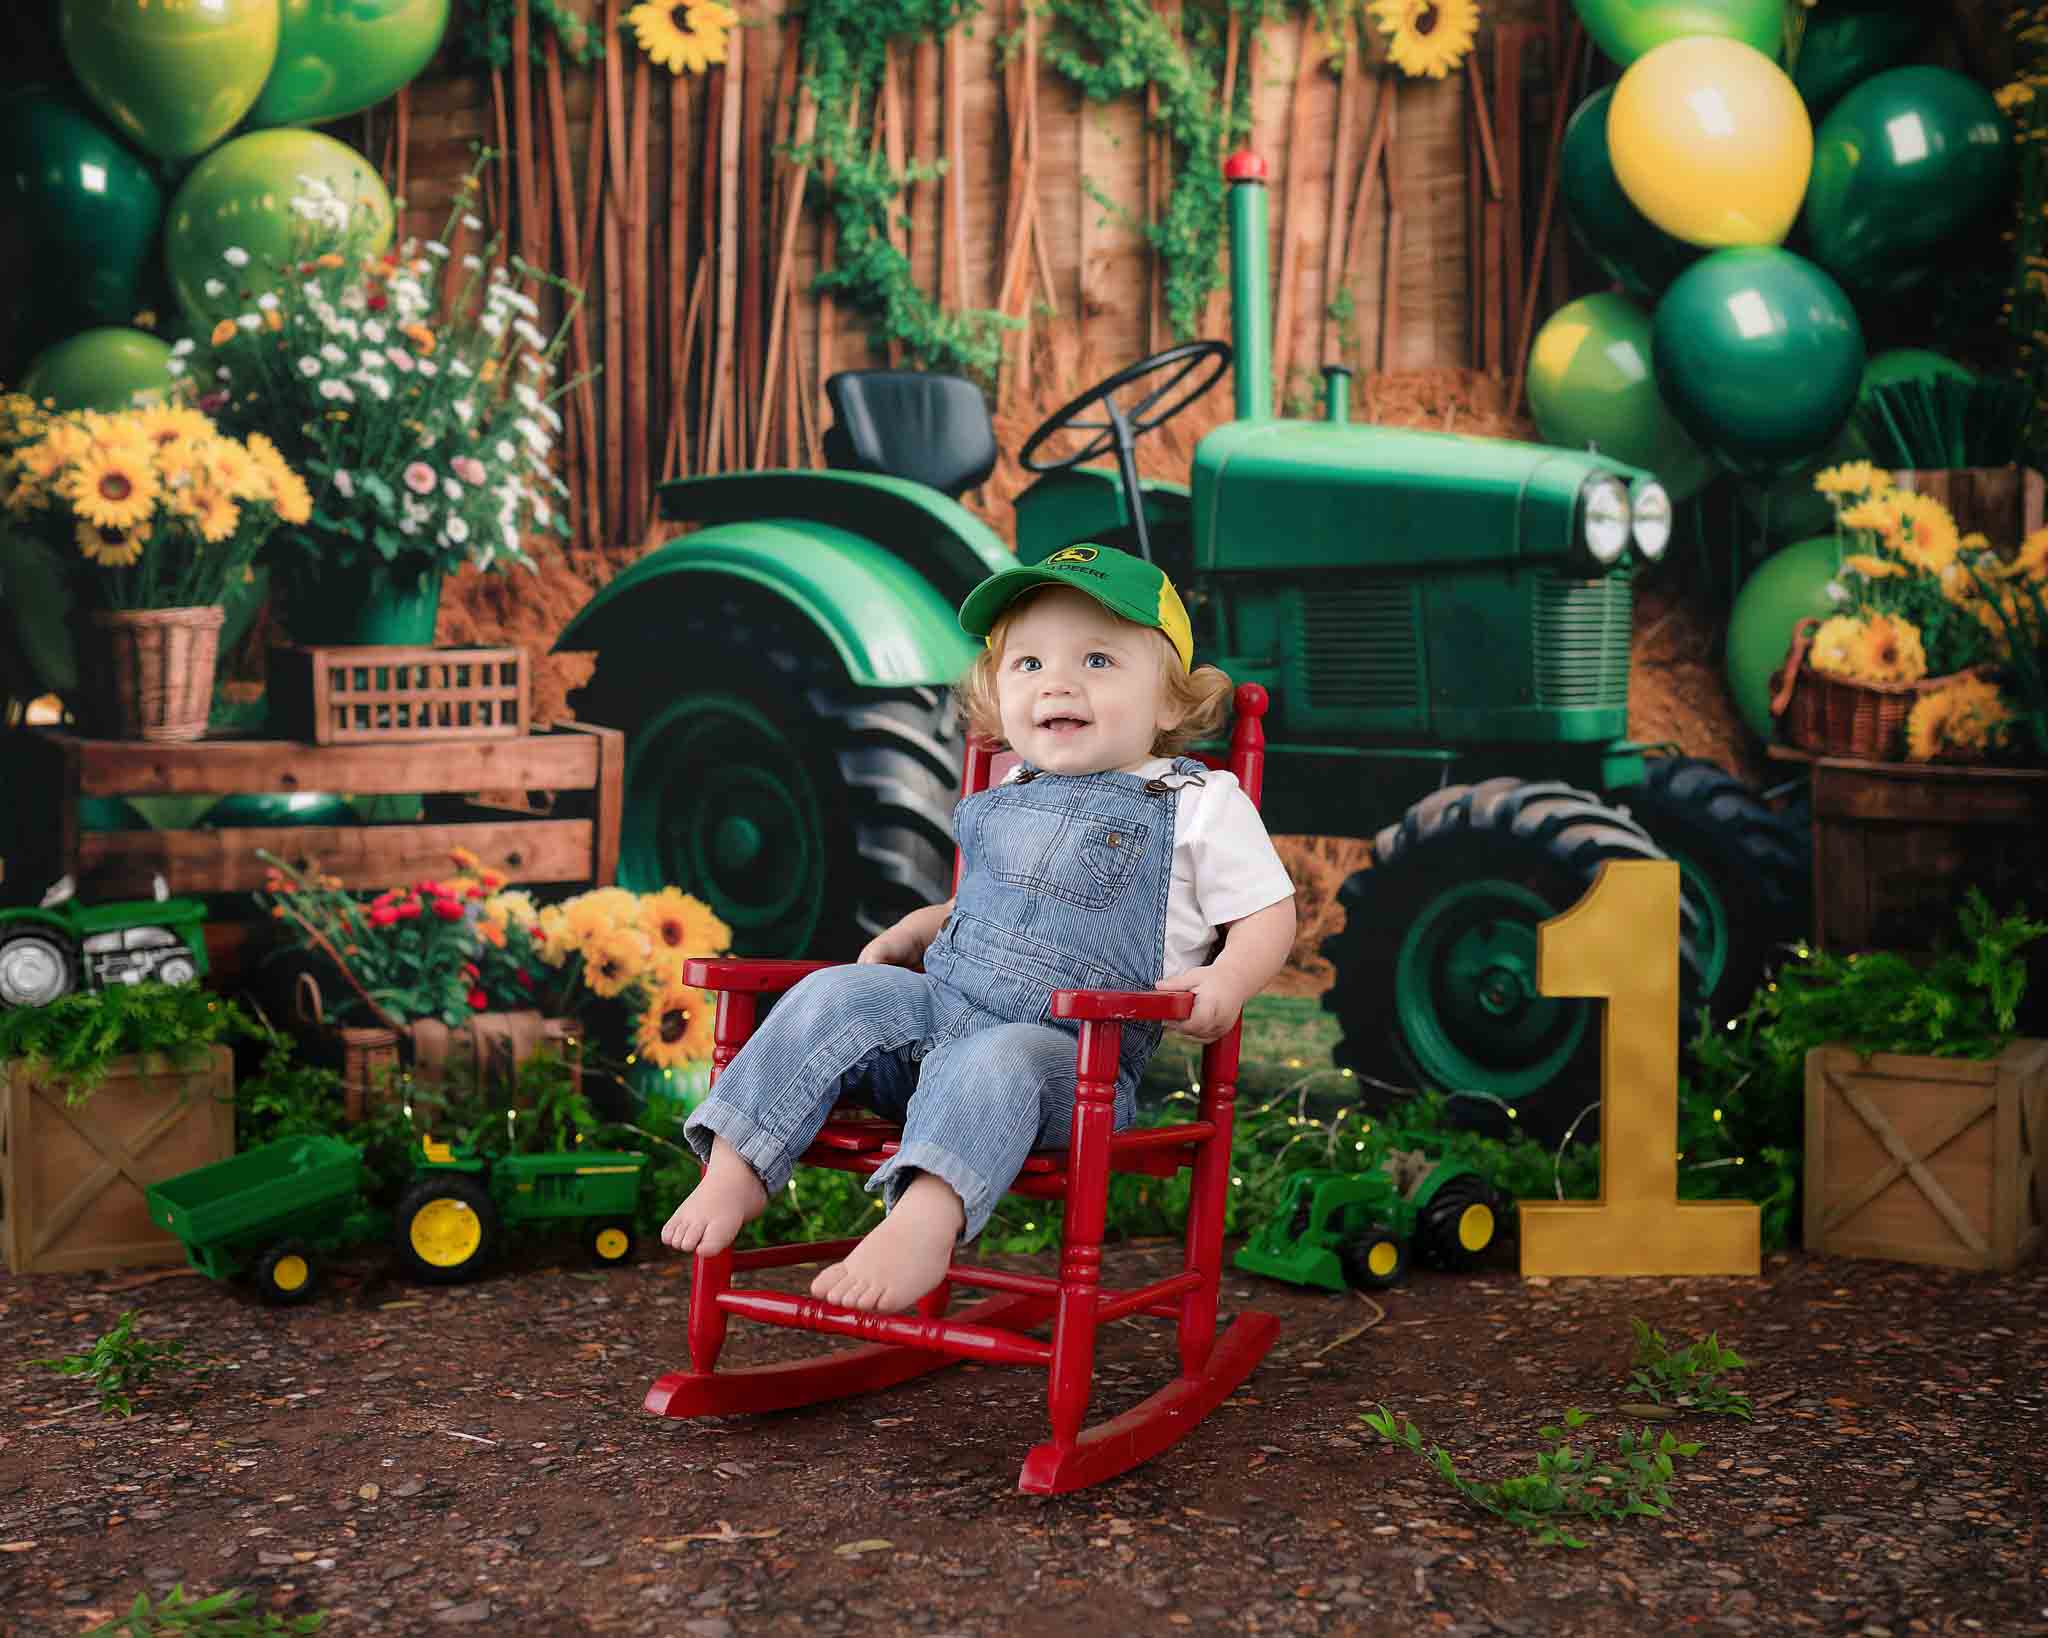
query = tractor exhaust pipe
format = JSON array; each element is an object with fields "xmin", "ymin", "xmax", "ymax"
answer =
[{"xmin": 1224, "ymin": 150, "xmax": 1272, "ymax": 421}]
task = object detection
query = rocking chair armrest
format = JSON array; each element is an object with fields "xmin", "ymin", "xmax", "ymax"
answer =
[
  {"xmin": 681, "ymin": 958, "xmax": 844, "ymax": 994},
  {"xmin": 1049, "ymin": 988, "xmax": 1196, "ymax": 1024}
]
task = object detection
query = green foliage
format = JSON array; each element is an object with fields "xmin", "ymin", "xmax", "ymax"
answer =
[
  {"xmin": 1966, "ymin": 557, "xmax": 2048, "ymax": 763},
  {"xmin": 1361, "ymin": 1403, "xmax": 1702, "ymax": 1550},
  {"xmin": 82, "ymin": 1585, "xmax": 322, "ymax": 1637},
  {"xmin": 235, "ymin": 1029, "xmax": 350, "ymax": 1152},
  {"xmin": 450, "ymin": 0, "xmax": 602, "ymax": 70},
  {"xmin": 793, "ymin": 0, "xmax": 1019, "ymax": 383},
  {"xmin": 1626, "ymin": 1318, "xmax": 1752, "ymax": 1419},
  {"xmin": 0, "ymin": 984, "xmax": 257, "ymax": 1105},
  {"xmin": 30, "ymin": 1310, "xmax": 198, "ymax": 1418}
]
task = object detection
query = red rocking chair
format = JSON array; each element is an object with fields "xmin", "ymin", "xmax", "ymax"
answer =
[{"xmin": 647, "ymin": 683, "xmax": 1281, "ymax": 1494}]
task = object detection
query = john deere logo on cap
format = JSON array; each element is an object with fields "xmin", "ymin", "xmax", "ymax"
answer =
[{"xmin": 1047, "ymin": 546, "xmax": 1099, "ymax": 564}]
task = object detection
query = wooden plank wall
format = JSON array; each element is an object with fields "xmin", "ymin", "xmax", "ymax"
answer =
[{"xmin": 365, "ymin": 0, "xmax": 1567, "ymax": 550}]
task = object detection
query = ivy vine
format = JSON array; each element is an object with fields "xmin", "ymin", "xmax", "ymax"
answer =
[{"xmin": 451, "ymin": 0, "xmax": 605, "ymax": 71}]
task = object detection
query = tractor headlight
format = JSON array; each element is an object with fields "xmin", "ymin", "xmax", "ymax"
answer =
[
  {"xmin": 1581, "ymin": 476, "xmax": 1631, "ymax": 567},
  {"xmin": 1631, "ymin": 480, "xmax": 1672, "ymax": 561}
]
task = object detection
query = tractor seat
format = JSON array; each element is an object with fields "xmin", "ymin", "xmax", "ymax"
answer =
[{"xmin": 822, "ymin": 370, "xmax": 998, "ymax": 499}]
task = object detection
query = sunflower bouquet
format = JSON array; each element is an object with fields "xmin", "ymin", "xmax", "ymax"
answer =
[
  {"xmin": 185, "ymin": 151, "xmax": 584, "ymax": 610},
  {"xmin": 0, "ymin": 391, "xmax": 310, "ymax": 614}
]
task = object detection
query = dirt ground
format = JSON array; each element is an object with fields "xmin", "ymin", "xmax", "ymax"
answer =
[{"xmin": 3, "ymin": 1234, "xmax": 2042, "ymax": 1638}]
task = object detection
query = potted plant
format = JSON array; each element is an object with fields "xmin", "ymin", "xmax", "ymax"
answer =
[
  {"xmin": 185, "ymin": 151, "xmax": 585, "ymax": 646},
  {"xmin": 0, "ymin": 391, "xmax": 310, "ymax": 739}
]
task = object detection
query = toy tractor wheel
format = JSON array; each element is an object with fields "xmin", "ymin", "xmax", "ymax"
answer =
[
  {"xmin": 154, "ymin": 954, "xmax": 199, "ymax": 986},
  {"xmin": 254, "ymin": 1240, "xmax": 321, "ymax": 1306},
  {"xmin": 396, "ymin": 1175, "xmax": 503, "ymax": 1283},
  {"xmin": 0, "ymin": 932, "xmax": 75, "ymax": 1007},
  {"xmin": 1321, "ymin": 778, "xmax": 1705, "ymax": 1147},
  {"xmin": 577, "ymin": 589, "xmax": 962, "ymax": 958},
  {"xmin": 1411, "ymin": 1174, "xmax": 1504, "ymax": 1273},
  {"xmin": 1608, "ymin": 755, "xmax": 1811, "ymax": 1022},
  {"xmin": 590, "ymin": 1219, "xmax": 637, "ymax": 1267},
  {"xmin": 1339, "ymin": 1225, "xmax": 1408, "ymax": 1290}
]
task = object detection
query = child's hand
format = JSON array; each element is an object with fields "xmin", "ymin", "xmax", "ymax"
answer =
[
  {"xmin": 1154, "ymin": 965, "xmax": 1249, "ymax": 1043},
  {"xmin": 858, "ymin": 925, "xmax": 922, "ymax": 966}
]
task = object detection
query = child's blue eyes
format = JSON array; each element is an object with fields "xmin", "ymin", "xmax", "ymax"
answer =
[{"xmin": 1011, "ymin": 653, "xmax": 1113, "ymax": 672}]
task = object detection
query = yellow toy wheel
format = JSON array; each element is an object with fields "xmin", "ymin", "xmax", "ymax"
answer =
[
  {"xmin": 590, "ymin": 1219, "xmax": 637, "ymax": 1266},
  {"xmin": 395, "ymin": 1175, "xmax": 502, "ymax": 1283},
  {"xmin": 255, "ymin": 1240, "xmax": 320, "ymax": 1306},
  {"xmin": 1339, "ymin": 1225, "xmax": 1409, "ymax": 1291},
  {"xmin": 1414, "ymin": 1174, "xmax": 1506, "ymax": 1272}
]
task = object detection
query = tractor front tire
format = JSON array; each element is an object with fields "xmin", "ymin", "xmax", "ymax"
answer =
[
  {"xmin": 590, "ymin": 1219, "xmax": 637, "ymax": 1267},
  {"xmin": 396, "ymin": 1175, "xmax": 502, "ymax": 1284},
  {"xmin": 1321, "ymin": 778, "xmax": 1705, "ymax": 1147},
  {"xmin": 1339, "ymin": 1226, "xmax": 1408, "ymax": 1290},
  {"xmin": 254, "ymin": 1241, "xmax": 320, "ymax": 1305},
  {"xmin": 1609, "ymin": 755, "xmax": 1811, "ymax": 1023},
  {"xmin": 581, "ymin": 588, "xmax": 962, "ymax": 960}
]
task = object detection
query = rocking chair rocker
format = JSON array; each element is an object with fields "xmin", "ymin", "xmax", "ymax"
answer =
[{"xmin": 647, "ymin": 684, "xmax": 1281, "ymax": 1494}]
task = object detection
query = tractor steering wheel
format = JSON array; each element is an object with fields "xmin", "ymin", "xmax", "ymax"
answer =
[{"xmin": 1017, "ymin": 340, "xmax": 1231, "ymax": 562}]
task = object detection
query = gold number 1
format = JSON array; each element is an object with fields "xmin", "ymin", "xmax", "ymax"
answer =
[{"xmin": 1517, "ymin": 859, "xmax": 1760, "ymax": 1277}]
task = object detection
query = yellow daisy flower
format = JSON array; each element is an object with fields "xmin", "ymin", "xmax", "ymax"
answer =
[
  {"xmin": 132, "ymin": 404, "xmax": 210, "ymax": 454},
  {"xmin": 584, "ymin": 924, "xmax": 652, "ymax": 998},
  {"xmin": 1841, "ymin": 553, "xmax": 1902, "ymax": 580},
  {"xmin": 66, "ymin": 446, "xmax": 158, "ymax": 530},
  {"xmin": 1854, "ymin": 612, "xmax": 1927, "ymax": 686},
  {"xmin": 635, "ymin": 979, "xmax": 717, "ymax": 1068},
  {"xmin": 1813, "ymin": 460, "xmax": 1890, "ymax": 500},
  {"xmin": 199, "ymin": 436, "xmax": 264, "ymax": 502},
  {"xmin": 625, "ymin": 0, "xmax": 735, "ymax": 75},
  {"xmin": 2011, "ymin": 525, "xmax": 2048, "ymax": 581},
  {"xmin": 1808, "ymin": 614, "xmax": 1867, "ymax": 682},
  {"xmin": 188, "ymin": 486, "xmax": 240, "ymax": 544},
  {"xmin": 484, "ymin": 889, "xmax": 540, "ymax": 928},
  {"xmin": 1369, "ymin": 0, "xmax": 1479, "ymax": 79},
  {"xmin": 534, "ymin": 903, "xmax": 575, "ymax": 967},
  {"xmin": 1905, "ymin": 676, "xmax": 2011, "ymax": 763},
  {"xmin": 1888, "ymin": 491, "xmax": 1960, "ymax": 575},
  {"xmin": 75, "ymin": 517, "xmax": 148, "ymax": 567},
  {"xmin": 638, "ymin": 886, "xmax": 731, "ymax": 962}
]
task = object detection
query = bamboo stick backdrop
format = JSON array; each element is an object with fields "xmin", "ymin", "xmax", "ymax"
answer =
[{"xmin": 363, "ymin": 0, "xmax": 1588, "ymax": 551}]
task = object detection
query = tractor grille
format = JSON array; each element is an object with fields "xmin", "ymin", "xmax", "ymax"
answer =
[
  {"xmin": 1300, "ymin": 581, "xmax": 1423, "ymax": 712},
  {"xmin": 1532, "ymin": 570, "xmax": 1632, "ymax": 709}
]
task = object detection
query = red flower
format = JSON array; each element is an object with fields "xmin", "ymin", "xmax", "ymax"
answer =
[
  {"xmin": 467, "ymin": 884, "xmax": 486, "ymax": 900},
  {"xmin": 367, "ymin": 291, "xmax": 388, "ymax": 310},
  {"xmin": 369, "ymin": 905, "xmax": 399, "ymax": 928},
  {"xmin": 430, "ymin": 897, "xmax": 464, "ymax": 921},
  {"xmin": 462, "ymin": 963, "xmax": 480, "ymax": 979},
  {"xmin": 468, "ymin": 988, "xmax": 489, "ymax": 1011},
  {"xmin": 396, "ymin": 898, "xmax": 422, "ymax": 920},
  {"xmin": 514, "ymin": 970, "xmax": 535, "ymax": 990}
]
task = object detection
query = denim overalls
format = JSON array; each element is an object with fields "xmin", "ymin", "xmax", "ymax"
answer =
[{"xmin": 681, "ymin": 758, "xmax": 1206, "ymax": 1240}]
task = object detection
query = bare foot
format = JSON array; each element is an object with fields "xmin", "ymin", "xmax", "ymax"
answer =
[
  {"xmin": 810, "ymin": 1174, "xmax": 964, "ymax": 1312},
  {"xmin": 659, "ymin": 1136, "xmax": 767, "ymax": 1256}
]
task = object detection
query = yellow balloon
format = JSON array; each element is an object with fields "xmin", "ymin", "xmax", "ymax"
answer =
[{"xmin": 1608, "ymin": 36, "xmax": 1813, "ymax": 248}]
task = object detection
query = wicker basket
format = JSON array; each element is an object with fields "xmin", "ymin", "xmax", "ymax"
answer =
[
  {"xmin": 85, "ymin": 605, "xmax": 225, "ymax": 743},
  {"xmin": 295, "ymin": 973, "xmax": 402, "ymax": 1122},
  {"xmin": 1769, "ymin": 617, "xmax": 1958, "ymax": 761}
]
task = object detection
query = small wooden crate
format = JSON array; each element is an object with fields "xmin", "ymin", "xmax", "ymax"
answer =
[
  {"xmin": 1, "ymin": 1046, "xmax": 235, "ymax": 1274},
  {"xmin": 269, "ymin": 644, "xmax": 529, "ymax": 745},
  {"xmin": 1804, "ymin": 1041, "xmax": 2046, "ymax": 1272}
]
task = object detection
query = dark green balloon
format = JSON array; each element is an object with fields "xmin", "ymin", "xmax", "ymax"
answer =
[
  {"xmin": 1572, "ymin": 0, "xmax": 1784, "ymax": 68},
  {"xmin": 0, "ymin": 89, "xmax": 165, "ymax": 375},
  {"xmin": 1725, "ymin": 535, "xmax": 1845, "ymax": 743},
  {"xmin": 1652, "ymin": 248, "xmax": 1865, "ymax": 478},
  {"xmin": 1803, "ymin": 66, "xmax": 2014, "ymax": 295},
  {"xmin": 248, "ymin": 0, "xmax": 451, "ymax": 129},
  {"xmin": 1560, "ymin": 87, "xmax": 1703, "ymax": 303},
  {"xmin": 1791, "ymin": 1, "xmax": 1932, "ymax": 115}
]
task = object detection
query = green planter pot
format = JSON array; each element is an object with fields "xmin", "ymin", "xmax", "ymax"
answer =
[{"xmin": 282, "ymin": 558, "xmax": 444, "ymax": 647}]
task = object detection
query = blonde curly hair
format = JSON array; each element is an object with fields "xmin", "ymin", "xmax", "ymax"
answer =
[{"xmin": 953, "ymin": 585, "xmax": 1234, "ymax": 756}]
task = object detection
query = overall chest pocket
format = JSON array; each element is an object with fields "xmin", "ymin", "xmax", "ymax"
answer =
[{"xmin": 977, "ymin": 796, "xmax": 1152, "ymax": 911}]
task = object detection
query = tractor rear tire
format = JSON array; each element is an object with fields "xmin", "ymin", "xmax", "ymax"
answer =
[
  {"xmin": 0, "ymin": 933, "xmax": 75, "ymax": 1007},
  {"xmin": 577, "ymin": 588, "xmax": 961, "ymax": 960},
  {"xmin": 1608, "ymin": 755, "xmax": 1811, "ymax": 1025},
  {"xmin": 1339, "ymin": 1226, "xmax": 1408, "ymax": 1290},
  {"xmin": 1321, "ymin": 778, "xmax": 1705, "ymax": 1147},
  {"xmin": 590, "ymin": 1219, "xmax": 636, "ymax": 1266},
  {"xmin": 254, "ymin": 1240, "xmax": 320, "ymax": 1305},
  {"xmin": 1411, "ymin": 1175, "xmax": 1503, "ymax": 1273},
  {"xmin": 396, "ymin": 1175, "xmax": 503, "ymax": 1284}
]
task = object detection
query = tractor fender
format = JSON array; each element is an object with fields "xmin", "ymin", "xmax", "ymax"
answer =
[
  {"xmin": 553, "ymin": 519, "xmax": 979, "ymax": 689},
  {"xmin": 0, "ymin": 907, "xmax": 79, "ymax": 943}
]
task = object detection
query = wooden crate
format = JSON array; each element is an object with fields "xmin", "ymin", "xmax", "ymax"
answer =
[
  {"xmin": 268, "ymin": 645, "xmax": 530, "ymax": 745},
  {"xmin": 1890, "ymin": 465, "xmax": 2044, "ymax": 547},
  {"xmin": 1805, "ymin": 1041, "xmax": 2046, "ymax": 1272},
  {"xmin": 6, "ymin": 722, "xmax": 623, "ymax": 901},
  {"xmin": 1768, "ymin": 750, "xmax": 2048, "ymax": 956},
  {"xmin": 1, "ymin": 1046, "xmax": 235, "ymax": 1275}
]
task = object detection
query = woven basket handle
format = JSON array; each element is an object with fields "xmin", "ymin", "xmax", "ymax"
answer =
[
  {"xmin": 1769, "ymin": 617, "xmax": 1823, "ymax": 720},
  {"xmin": 296, "ymin": 971, "xmax": 326, "ymax": 1028}
]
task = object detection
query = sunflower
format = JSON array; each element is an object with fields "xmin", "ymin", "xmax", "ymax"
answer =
[
  {"xmin": 584, "ymin": 924, "xmax": 653, "ymax": 998},
  {"xmin": 1888, "ymin": 491, "xmax": 1961, "ymax": 575},
  {"xmin": 187, "ymin": 485, "xmax": 241, "ymax": 544},
  {"xmin": 1840, "ymin": 553, "xmax": 1902, "ymax": 580},
  {"xmin": 1905, "ymin": 676, "xmax": 2011, "ymax": 763},
  {"xmin": 198, "ymin": 436, "xmax": 263, "ymax": 502},
  {"xmin": 246, "ymin": 431, "xmax": 313, "ymax": 524},
  {"xmin": 1854, "ymin": 612, "xmax": 1927, "ymax": 686},
  {"xmin": 635, "ymin": 979, "xmax": 717, "ymax": 1068},
  {"xmin": 1813, "ymin": 460, "xmax": 1890, "ymax": 501},
  {"xmin": 75, "ymin": 517, "xmax": 148, "ymax": 567},
  {"xmin": 625, "ymin": 0, "xmax": 735, "ymax": 75},
  {"xmin": 1369, "ymin": 0, "xmax": 1478, "ymax": 79},
  {"xmin": 132, "ymin": 404, "xmax": 211, "ymax": 455},
  {"xmin": 66, "ymin": 446, "xmax": 158, "ymax": 530},
  {"xmin": 1807, "ymin": 614, "xmax": 1867, "ymax": 681},
  {"xmin": 638, "ymin": 886, "xmax": 732, "ymax": 962}
]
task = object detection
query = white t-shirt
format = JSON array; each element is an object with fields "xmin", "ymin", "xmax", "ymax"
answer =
[{"xmin": 1000, "ymin": 758, "xmax": 1295, "ymax": 978}]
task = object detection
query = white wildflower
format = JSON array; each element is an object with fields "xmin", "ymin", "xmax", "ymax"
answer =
[
  {"xmin": 236, "ymin": 313, "xmax": 262, "ymax": 331},
  {"xmin": 495, "ymin": 440, "xmax": 517, "ymax": 463},
  {"xmin": 297, "ymin": 356, "xmax": 321, "ymax": 378},
  {"xmin": 222, "ymin": 246, "xmax": 250, "ymax": 268},
  {"xmin": 318, "ymin": 379, "xmax": 355, "ymax": 403},
  {"xmin": 451, "ymin": 398, "xmax": 472, "ymax": 424},
  {"xmin": 449, "ymin": 358, "xmax": 473, "ymax": 379},
  {"xmin": 362, "ymin": 319, "xmax": 387, "ymax": 344},
  {"xmin": 463, "ymin": 214, "xmax": 483, "ymax": 231},
  {"xmin": 462, "ymin": 254, "xmax": 482, "ymax": 272},
  {"xmin": 204, "ymin": 277, "xmax": 227, "ymax": 298},
  {"xmin": 443, "ymin": 478, "xmax": 463, "ymax": 502},
  {"xmin": 385, "ymin": 347, "xmax": 415, "ymax": 373},
  {"xmin": 257, "ymin": 291, "xmax": 279, "ymax": 311},
  {"xmin": 444, "ymin": 516, "xmax": 470, "ymax": 544},
  {"xmin": 333, "ymin": 470, "xmax": 355, "ymax": 499},
  {"xmin": 512, "ymin": 319, "xmax": 548, "ymax": 352},
  {"xmin": 425, "ymin": 239, "xmax": 451, "ymax": 258},
  {"xmin": 320, "ymin": 343, "xmax": 347, "ymax": 366},
  {"xmin": 170, "ymin": 338, "xmax": 195, "ymax": 357}
]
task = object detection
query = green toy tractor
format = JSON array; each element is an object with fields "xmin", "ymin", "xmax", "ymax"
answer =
[
  {"xmin": 0, "ymin": 875, "xmax": 209, "ymax": 1006},
  {"xmin": 1236, "ymin": 1156, "xmax": 1506, "ymax": 1291},
  {"xmin": 393, "ymin": 1135, "xmax": 648, "ymax": 1283},
  {"xmin": 555, "ymin": 148, "xmax": 1807, "ymax": 1140}
]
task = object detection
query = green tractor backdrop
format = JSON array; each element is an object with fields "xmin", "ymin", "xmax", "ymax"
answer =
[{"xmin": 557, "ymin": 151, "xmax": 1810, "ymax": 1143}]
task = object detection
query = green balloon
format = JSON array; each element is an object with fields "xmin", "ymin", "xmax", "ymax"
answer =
[
  {"xmin": 1651, "ymin": 248, "xmax": 1865, "ymax": 478},
  {"xmin": 59, "ymin": 0, "xmax": 280, "ymax": 163},
  {"xmin": 1861, "ymin": 347, "xmax": 1975, "ymax": 395},
  {"xmin": 1792, "ymin": 1, "xmax": 1932, "ymax": 115},
  {"xmin": 164, "ymin": 129, "xmax": 394, "ymax": 331},
  {"xmin": 1559, "ymin": 87, "xmax": 1703, "ymax": 304},
  {"xmin": 1526, "ymin": 292, "xmax": 1714, "ymax": 504},
  {"xmin": 1725, "ymin": 535, "xmax": 1846, "ymax": 743},
  {"xmin": 21, "ymin": 327, "xmax": 175, "ymax": 410},
  {"xmin": 248, "ymin": 0, "xmax": 451, "ymax": 129},
  {"xmin": 0, "ymin": 88, "xmax": 165, "ymax": 374},
  {"xmin": 1803, "ymin": 67, "xmax": 2015, "ymax": 295},
  {"xmin": 1571, "ymin": 0, "xmax": 1784, "ymax": 68}
]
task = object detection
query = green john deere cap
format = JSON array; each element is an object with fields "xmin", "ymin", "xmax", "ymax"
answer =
[{"xmin": 958, "ymin": 544, "xmax": 1194, "ymax": 671}]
